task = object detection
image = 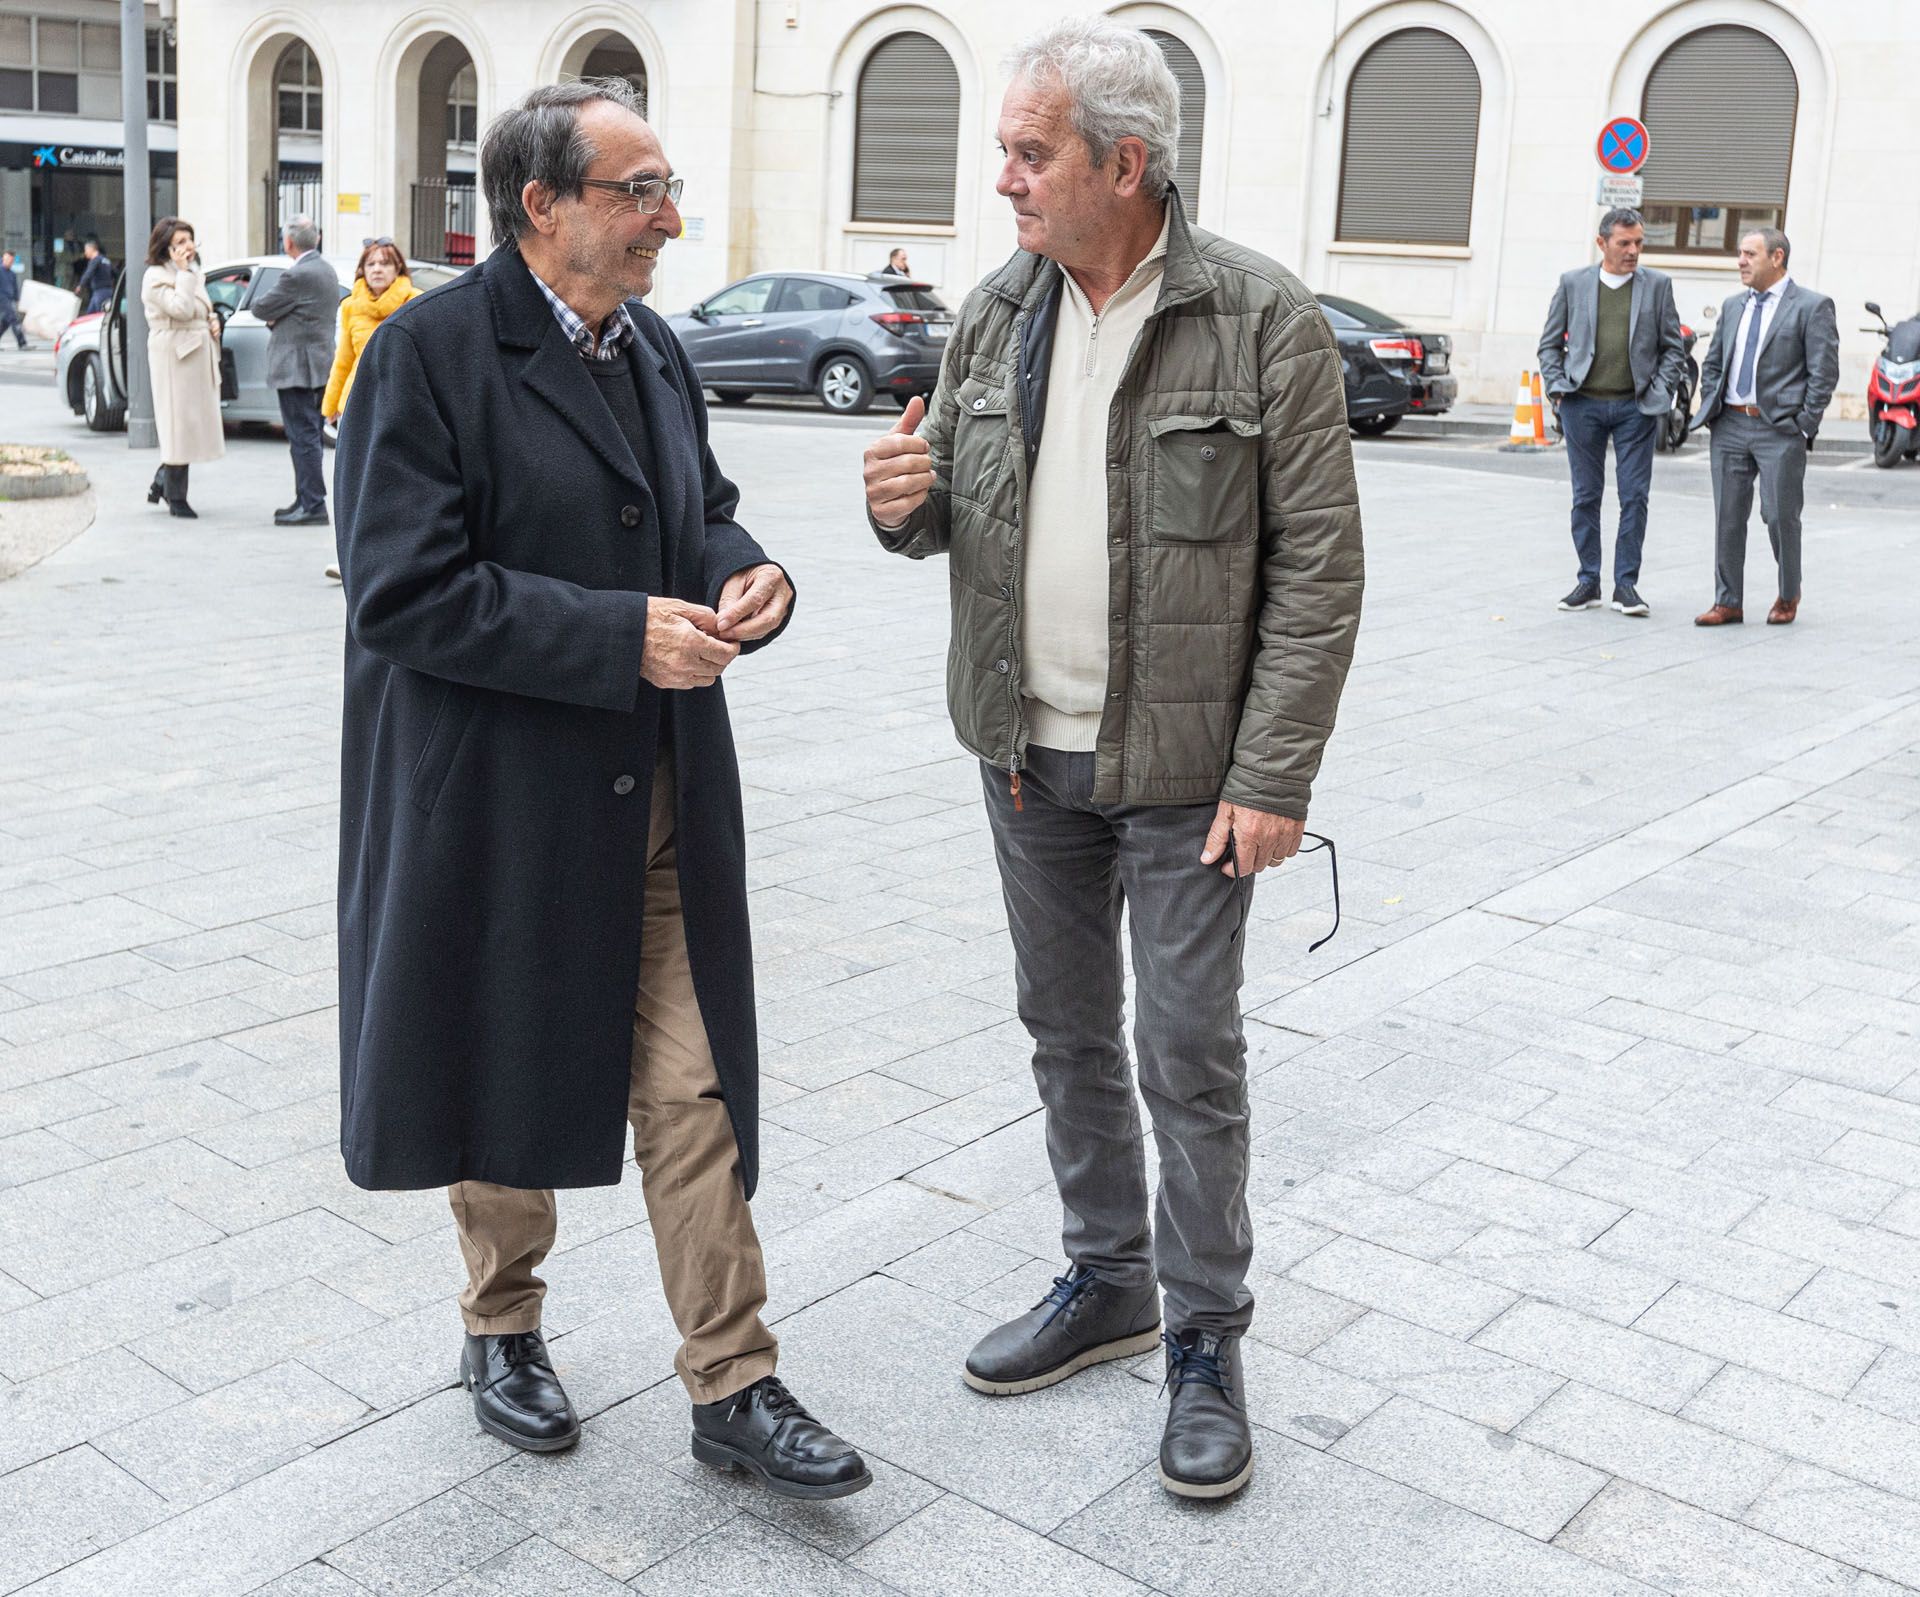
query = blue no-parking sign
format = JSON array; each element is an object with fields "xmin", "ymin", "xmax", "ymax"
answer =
[{"xmin": 1596, "ymin": 117, "xmax": 1651, "ymax": 175}]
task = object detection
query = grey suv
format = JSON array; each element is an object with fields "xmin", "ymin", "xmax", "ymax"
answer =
[{"xmin": 664, "ymin": 272, "xmax": 953, "ymax": 415}]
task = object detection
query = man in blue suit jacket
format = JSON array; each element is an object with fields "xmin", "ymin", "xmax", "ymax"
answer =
[
  {"xmin": 1691, "ymin": 227, "xmax": 1839, "ymax": 627},
  {"xmin": 333, "ymin": 78, "xmax": 869, "ymax": 1501}
]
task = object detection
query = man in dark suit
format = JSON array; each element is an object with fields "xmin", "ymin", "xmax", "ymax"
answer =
[
  {"xmin": 251, "ymin": 216, "xmax": 339, "ymax": 526},
  {"xmin": 0, "ymin": 249, "xmax": 28, "ymax": 349},
  {"xmin": 1692, "ymin": 227, "xmax": 1839, "ymax": 627},
  {"xmin": 880, "ymin": 248, "xmax": 910, "ymax": 276},
  {"xmin": 332, "ymin": 78, "xmax": 869, "ymax": 1500},
  {"xmin": 76, "ymin": 238, "xmax": 114, "ymax": 315},
  {"xmin": 1537, "ymin": 208, "xmax": 1686, "ymax": 618}
]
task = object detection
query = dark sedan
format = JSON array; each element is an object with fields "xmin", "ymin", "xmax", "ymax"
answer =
[
  {"xmin": 664, "ymin": 271, "xmax": 954, "ymax": 415},
  {"xmin": 1316, "ymin": 294, "xmax": 1457, "ymax": 435}
]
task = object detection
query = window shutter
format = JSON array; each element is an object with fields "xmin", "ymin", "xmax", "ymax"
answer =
[
  {"xmin": 1641, "ymin": 26, "xmax": 1796, "ymax": 208},
  {"xmin": 853, "ymin": 32, "xmax": 960, "ymax": 226},
  {"xmin": 1146, "ymin": 30, "xmax": 1205, "ymax": 222},
  {"xmin": 1338, "ymin": 28, "xmax": 1480, "ymax": 246}
]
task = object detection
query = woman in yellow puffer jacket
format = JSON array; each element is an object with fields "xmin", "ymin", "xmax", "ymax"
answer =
[
  {"xmin": 322, "ymin": 239, "xmax": 419, "ymax": 580},
  {"xmin": 323, "ymin": 238, "xmax": 420, "ymax": 424}
]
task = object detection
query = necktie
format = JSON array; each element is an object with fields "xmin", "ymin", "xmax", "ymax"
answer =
[{"xmin": 1735, "ymin": 290, "xmax": 1766, "ymax": 401}]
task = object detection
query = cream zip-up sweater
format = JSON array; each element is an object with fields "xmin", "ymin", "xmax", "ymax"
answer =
[{"xmin": 1020, "ymin": 214, "xmax": 1171, "ymax": 752}]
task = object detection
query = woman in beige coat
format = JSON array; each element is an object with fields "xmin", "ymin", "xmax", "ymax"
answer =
[{"xmin": 141, "ymin": 217, "xmax": 224, "ymax": 518}]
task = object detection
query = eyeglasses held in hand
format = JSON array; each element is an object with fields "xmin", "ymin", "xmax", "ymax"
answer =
[
  {"xmin": 576, "ymin": 176, "xmax": 685, "ymax": 215},
  {"xmin": 1227, "ymin": 830, "xmax": 1341, "ymax": 953}
]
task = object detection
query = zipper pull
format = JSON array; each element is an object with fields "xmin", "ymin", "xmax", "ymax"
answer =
[{"xmin": 1010, "ymin": 771, "xmax": 1024, "ymax": 813}]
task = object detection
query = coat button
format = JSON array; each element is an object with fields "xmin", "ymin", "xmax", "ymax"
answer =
[
  {"xmin": 994, "ymin": 659, "xmax": 1010, "ymax": 674},
  {"xmin": 1201, "ymin": 445, "xmax": 1218, "ymax": 462},
  {"xmin": 999, "ymin": 583, "xmax": 1012, "ymax": 598},
  {"xmin": 613, "ymin": 774, "xmax": 635, "ymax": 795},
  {"xmin": 620, "ymin": 505, "xmax": 641, "ymax": 527},
  {"xmin": 972, "ymin": 396, "xmax": 987, "ymax": 411}
]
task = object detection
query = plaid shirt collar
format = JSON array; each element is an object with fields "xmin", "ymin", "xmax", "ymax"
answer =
[{"xmin": 529, "ymin": 267, "xmax": 637, "ymax": 361}]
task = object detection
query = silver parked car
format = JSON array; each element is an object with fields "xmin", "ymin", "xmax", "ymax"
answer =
[{"xmin": 55, "ymin": 253, "xmax": 459, "ymax": 432}]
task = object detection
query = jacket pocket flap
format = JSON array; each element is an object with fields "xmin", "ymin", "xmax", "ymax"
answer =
[
  {"xmin": 953, "ymin": 375, "xmax": 1009, "ymax": 417},
  {"xmin": 1148, "ymin": 414, "xmax": 1261, "ymax": 439}
]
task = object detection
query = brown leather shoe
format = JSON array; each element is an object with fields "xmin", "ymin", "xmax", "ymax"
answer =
[
  {"xmin": 1694, "ymin": 604, "xmax": 1744, "ymax": 627},
  {"xmin": 1767, "ymin": 598, "xmax": 1799, "ymax": 625}
]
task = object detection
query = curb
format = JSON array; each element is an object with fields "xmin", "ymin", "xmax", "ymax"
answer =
[{"xmin": 0, "ymin": 468, "xmax": 90, "ymax": 501}]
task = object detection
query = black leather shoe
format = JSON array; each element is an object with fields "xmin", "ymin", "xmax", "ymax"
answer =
[
  {"xmin": 460, "ymin": 1330, "xmax": 579, "ymax": 1453},
  {"xmin": 275, "ymin": 505, "xmax": 329, "ymax": 526},
  {"xmin": 273, "ymin": 501, "xmax": 302, "ymax": 518},
  {"xmin": 1159, "ymin": 1329, "xmax": 1253, "ymax": 1500},
  {"xmin": 964, "ymin": 1265, "xmax": 1161, "ymax": 1395},
  {"xmin": 690, "ymin": 1375, "xmax": 870, "ymax": 1499},
  {"xmin": 148, "ymin": 468, "xmax": 166, "ymax": 505}
]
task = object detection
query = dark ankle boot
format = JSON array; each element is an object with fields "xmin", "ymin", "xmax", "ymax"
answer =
[
  {"xmin": 165, "ymin": 464, "xmax": 196, "ymax": 519},
  {"xmin": 1159, "ymin": 1329, "xmax": 1253, "ymax": 1499},
  {"xmin": 148, "ymin": 466, "xmax": 166, "ymax": 505}
]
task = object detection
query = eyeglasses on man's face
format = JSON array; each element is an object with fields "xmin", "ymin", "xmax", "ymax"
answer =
[{"xmin": 576, "ymin": 176, "xmax": 684, "ymax": 215}]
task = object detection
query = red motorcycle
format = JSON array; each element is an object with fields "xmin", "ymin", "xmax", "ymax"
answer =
[{"xmin": 1865, "ymin": 300, "xmax": 1920, "ymax": 469}]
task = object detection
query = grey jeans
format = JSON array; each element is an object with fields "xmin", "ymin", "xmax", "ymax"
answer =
[
  {"xmin": 1710, "ymin": 408, "xmax": 1807, "ymax": 607},
  {"xmin": 981, "ymin": 746, "xmax": 1256, "ymax": 1335}
]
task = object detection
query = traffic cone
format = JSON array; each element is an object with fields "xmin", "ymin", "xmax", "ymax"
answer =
[
  {"xmin": 1530, "ymin": 371, "xmax": 1552, "ymax": 445},
  {"xmin": 1502, "ymin": 372, "xmax": 1537, "ymax": 447}
]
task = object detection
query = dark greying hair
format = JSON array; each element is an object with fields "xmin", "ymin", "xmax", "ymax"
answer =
[
  {"xmin": 1741, "ymin": 225, "xmax": 1791, "ymax": 266},
  {"xmin": 481, "ymin": 78, "xmax": 645, "ymax": 251},
  {"xmin": 1597, "ymin": 207, "xmax": 1644, "ymax": 240}
]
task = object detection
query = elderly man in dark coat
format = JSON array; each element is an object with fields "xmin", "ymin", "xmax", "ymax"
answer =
[{"xmin": 332, "ymin": 78, "xmax": 869, "ymax": 1499}]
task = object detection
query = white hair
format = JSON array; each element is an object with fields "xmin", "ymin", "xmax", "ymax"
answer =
[{"xmin": 1004, "ymin": 16, "xmax": 1181, "ymax": 197}]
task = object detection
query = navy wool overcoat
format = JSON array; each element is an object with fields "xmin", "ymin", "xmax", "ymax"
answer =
[{"xmin": 332, "ymin": 246, "xmax": 787, "ymax": 1194}]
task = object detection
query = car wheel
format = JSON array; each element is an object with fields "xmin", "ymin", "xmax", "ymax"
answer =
[
  {"xmin": 1350, "ymin": 414, "xmax": 1400, "ymax": 437},
  {"xmin": 713, "ymin": 389, "xmax": 753, "ymax": 406},
  {"xmin": 81, "ymin": 355, "xmax": 125, "ymax": 433},
  {"xmin": 816, "ymin": 356, "xmax": 873, "ymax": 415}
]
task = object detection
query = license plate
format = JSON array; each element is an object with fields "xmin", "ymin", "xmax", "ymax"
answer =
[{"xmin": 926, "ymin": 323, "xmax": 951, "ymax": 340}]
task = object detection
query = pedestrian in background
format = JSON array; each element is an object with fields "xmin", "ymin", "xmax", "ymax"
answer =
[
  {"xmin": 250, "ymin": 216, "xmax": 338, "ymax": 527},
  {"xmin": 0, "ymin": 249, "xmax": 27, "ymax": 349},
  {"xmin": 139, "ymin": 217, "xmax": 224, "ymax": 520},
  {"xmin": 1537, "ymin": 207, "xmax": 1685, "ymax": 617},
  {"xmin": 1692, "ymin": 227, "xmax": 1838, "ymax": 628},
  {"xmin": 864, "ymin": 15, "xmax": 1362, "ymax": 1502},
  {"xmin": 77, "ymin": 238, "xmax": 115, "ymax": 315},
  {"xmin": 880, "ymin": 248, "xmax": 910, "ymax": 276},
  {"xmin": 319, "ymin": 238, "xmax": 420, "ymax": 580}
]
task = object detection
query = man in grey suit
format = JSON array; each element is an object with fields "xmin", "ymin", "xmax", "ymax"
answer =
[
  {"xmin": 1692, "ymin": 227, "xmax": 1839, "ymax": 627},
  {"xmin": 250, "ymin": 215, "xmax": 339, "ymax": 527},
  {"xmin": 1537, "ymin": 208, "xmax": 1686, "ymax": 618}
]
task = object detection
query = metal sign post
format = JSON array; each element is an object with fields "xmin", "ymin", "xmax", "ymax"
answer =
[{"xmin": 119, "ymin": 0, "xmax": 157, "ymax": 449}]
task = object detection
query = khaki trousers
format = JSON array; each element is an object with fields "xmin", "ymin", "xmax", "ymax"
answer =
[{"xmin": 447, "ymin": 753, "xmax": 778, "ymax": 1403}]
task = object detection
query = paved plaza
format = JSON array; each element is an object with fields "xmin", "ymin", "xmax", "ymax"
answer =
[{"xmin": 3, "ymin": 376, "xmax": 1920, "ymax": 1596}]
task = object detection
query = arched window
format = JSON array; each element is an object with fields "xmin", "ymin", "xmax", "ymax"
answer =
[
  {"xmin": 276, "ymin": 40, "xmax": 321, "ymax": 133},
  {"xmin": 1337, "ymin": 27, "xmax": 1480, "ymax": 246},
  {"xmin": 1146, "ymin": 30, "xmax": 1205, "ymax": 222},
  {"xmin": 581, "ymin": 35, "xmax": 648, "ymax": 118},
  {"xmin": 1639, "ymin": 25, "xmax": 1796, "ymax": 256},
  {"xmin": 853, "ymin": 32, "xmax": 960, "ymax": 226}
]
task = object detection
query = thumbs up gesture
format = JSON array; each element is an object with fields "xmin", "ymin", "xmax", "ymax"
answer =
[{"xmin": 863, "ymin": 394, "xmax": 934, "ymax": 526}]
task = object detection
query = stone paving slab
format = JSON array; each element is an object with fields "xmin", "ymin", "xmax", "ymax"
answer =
[{"xmin": 2, "ymin": 384, "xmax": 1919, "ymax": 1594}]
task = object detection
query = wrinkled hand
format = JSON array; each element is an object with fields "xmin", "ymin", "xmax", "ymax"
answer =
[
  {"xmin": 714, "ymin": 563, "xmax": 792, "ymax": 643},
  {"xmin": 641, "ymin": 598, "xmax": 738, "ymax": 690},
  {"xmin": 863, "ymin": 395, "xmax": 933, "ymax": 526},
  {"xmin": 1201, "ymin": 801, "xmax": 1305, "ymax": 878}
]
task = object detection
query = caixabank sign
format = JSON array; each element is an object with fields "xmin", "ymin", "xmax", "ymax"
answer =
[{"xmin": 20, "ymin": 144, "xmax": 126, "ymax": 171}]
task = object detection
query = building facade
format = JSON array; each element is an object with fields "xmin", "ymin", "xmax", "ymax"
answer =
[{"xmin": 64, "ymin": 0, "xmax": 1918, "ymax": 416}]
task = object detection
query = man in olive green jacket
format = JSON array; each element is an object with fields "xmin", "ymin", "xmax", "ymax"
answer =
[{"xmin": 863, "ymin": 17, "xmax": 1362, "ymax": 1502}]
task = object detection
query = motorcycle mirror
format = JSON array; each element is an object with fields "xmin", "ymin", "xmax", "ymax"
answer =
[{"xmin": 1866, "ymin": 301, "xmax": 1883, "ymax": 318}]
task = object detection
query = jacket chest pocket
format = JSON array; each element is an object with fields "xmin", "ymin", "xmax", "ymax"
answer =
[
  {"xmin": 1147, "ymin": 415, "xmax": 1260, "ymax": 543},
  {"xmin": 949, "ymin": 374, "xmax": 1012, "ymax": 508}
]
